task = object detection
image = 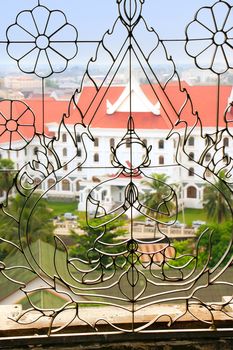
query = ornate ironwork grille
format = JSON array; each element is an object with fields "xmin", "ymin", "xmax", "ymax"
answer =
[{"xmin": 0, "ymin": 0, "xmax": 232, "ymax": 338}]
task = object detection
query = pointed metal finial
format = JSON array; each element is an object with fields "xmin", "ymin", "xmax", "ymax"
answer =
[{"xmin": 117, "ymin": 0, "xmax": 144, "ymax": 28}]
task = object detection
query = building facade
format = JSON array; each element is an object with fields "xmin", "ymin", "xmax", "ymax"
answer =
[{"xmin": 0, "ymin": 80, "xmax": 232, "ymax": 215}]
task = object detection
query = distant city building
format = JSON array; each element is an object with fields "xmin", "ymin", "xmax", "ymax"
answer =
[{"xmin": 4, "ymin": 75, "xmax": 41, "ymax": 91}]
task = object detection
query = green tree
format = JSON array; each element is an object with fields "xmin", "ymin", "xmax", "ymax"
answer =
[
  {"xmin": 203, "ymin": 170, "xmax": 233, "ymax": 223},
  {"xmin": 168, "ymin": 239, "xmax": 196, "ymax": 268},
  {"xmin": 196, "ymin": 222, "xmax": 233, "ymax": 268},
  {"xmin": 141, "ymin": 173, "xmax": 176, "ymax": 220},
  {"xmin": 0, "ymin": 193, "xmax": 55, "ymax": 259},
  {"xmin": 170, "ymin": 221, "xmax": 233, "ymax": 269},
  {"xmin": 0, "ymin": 158, "xmax": 15, "ymax": 193},
  {"xmin": 69, "ymin": 215, "xmax": 128, "ymax": 268}
]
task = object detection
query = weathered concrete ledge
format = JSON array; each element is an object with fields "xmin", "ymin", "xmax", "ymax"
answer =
[{"xmin": 0, "ymin": 304, "xmax": 232, "ymax": 349}]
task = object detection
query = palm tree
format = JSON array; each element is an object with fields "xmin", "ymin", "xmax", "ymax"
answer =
[
  {"xmin": 141, "ymin": 173, "xmax": 176, "ymax": 221},
  {"xmin": 203, "ymin": 170, "xmax": 233, "ymax": 223}
]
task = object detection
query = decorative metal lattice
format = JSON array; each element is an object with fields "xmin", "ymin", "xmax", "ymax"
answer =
[{"xmin": 0, "ymin": 0, "xmax": 232, "ymax": 338}]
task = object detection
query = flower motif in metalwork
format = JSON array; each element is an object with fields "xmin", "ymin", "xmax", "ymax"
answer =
[
  {"xmin": 6, "ymin": 5, "xmax": 78, "ymax": 78},
  {"xmin": 0, "ymin": 100, "xmax": 35, "ymax": 150},
  {"xmin": 185, "ymin": 1, "xmax": 233, "ymax": 74}
]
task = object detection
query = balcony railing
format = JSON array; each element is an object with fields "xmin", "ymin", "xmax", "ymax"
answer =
[{"xmin": 0, "ymin": 0, "xmax": 232, "ymax": 345}]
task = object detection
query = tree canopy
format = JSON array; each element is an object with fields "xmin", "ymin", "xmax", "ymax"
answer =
[
  {"xmin": 140, "ymin": 173, "xmax": 176, "ymax": 221},
  {"xmin": 0, "ymin": 193, "xmax": 55, "ymax": 260},
  {"xmin": 196, "ymin": 221, "xmax": 233, "ymax": 268},
  {"xmin": 0, "ymin": 158, "xmax": 15, "ymax": 193},
  {"xmin": 171, "ymin": 221, "xmax": 233, "ymax": 269},
  {"xmin": 202, "ymin": 170, "xmax": 233, "ymax": 223},
  {"xmin": 69, "ymin": 214, "xmax": 128, "ymax": 268}
]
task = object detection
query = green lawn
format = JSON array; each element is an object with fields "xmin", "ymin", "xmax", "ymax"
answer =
[
  {"xmin": 136, "ymin": 208, "xmax": 210, "ymax": 227},
  {"xmin": 45, "ymin": 200, "xmax": 87, "ymax": 221},
  {"xmin": 46, "ymin": 201, "xmax": 210, "ymax": 227},
  {"xmin": 46, "ymin": 200, "xmax": 78, "ymax": 217},
  {"xmin": 177, "ymin": 208, "xmax": 208, "ymax": 227}
]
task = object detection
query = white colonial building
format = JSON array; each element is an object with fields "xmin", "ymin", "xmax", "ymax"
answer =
[{"xmin": 0, "ymin": 80, "xmax": 232, "ymax": 215}]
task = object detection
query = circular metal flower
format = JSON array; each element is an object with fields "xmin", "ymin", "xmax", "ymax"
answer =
[
  {"xmin": 0, "ymin": 100, "xmax": 35, "ymax": 150},
  {"xmin": 6, "ymin": 5, "xmax": 78, "ymax": 78},
  {"xmin": 185, "ymin": 1, "xmax": 233, "ymax": 74}
]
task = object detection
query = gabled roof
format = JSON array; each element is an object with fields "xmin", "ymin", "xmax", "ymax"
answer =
[
  {"xmin": 67, "ymin": 83, "xmax": 233, "ymax": 130},
  {"xmin": 1, "ymin": 240, "xmax": 233, "ymax": 307},
  {"xmin": 0, "ymin": 83, "xmax": 232, "ymax": 145},
  {"xmin": 0, "ymin": 240, "xmax": 86, "ymax": 303},
  {"xmin": 106, "ymin": 78, "xmax": 160, "ymax": 115}
]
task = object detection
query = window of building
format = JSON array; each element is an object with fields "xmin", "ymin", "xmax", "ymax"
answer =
[
  {"xmin": 94, "ymin": 138, "xmax": 99, "ymax": 147},
  {"xmin": 188, "ymin": 167, "xmax": 194, "ymax": 176},
  {"xmin": 158, "ymin": 139, "xmax": 164, "ymax": 149},
  {"xmin": 159, "ymin": 155, "xmax": 164, "ymax": 164},
  {"xmin": 188, "ymin": 152, "xmax": 194, "ymax": 161},
  {"xmin": 119, "ymin": 192, "xmax": 122, "ymax": 202},
  {"xmin": 101, "ymin": 190, "xmax": 107, "ymax": 201},
  {"xmin": 34, "ymin": 178, "xmax": 42, "ymax": 189},
  {"xmin": 48, "ymin": 178, "xmax": 56, "ymax": 189},
  {"xmin": 35, "ymin": 162, "xmax": 39, "ymax": 169},
  {"xmin": 77, "ymin": 134, "xmax": 81, "ymax": 143},
  {"xmin": 48, "ymin": 164, "xmax": 54, "ymax": 173},
  {"xmin": 62, "ymin": 179, "xmax": 70, "ymax": 191},
  {"xmin": 63, "ymin": 148, "xmax": 67, "ymax": 157},
  {"xmin": 62, "ymin": 133, "xmax": 67, "ymax": 142},
  {"xmin": 188, "ymin": 137, "xmax": 194, "ymax": 146},
  {"xmin": 223, "ymin": 137, "xmax": 229, "ymax": 147},
  {"xmin": 187, "ymin": 186, "xmax": 197, "ymax": 198},
  {"xmin": 94, "ymin": 153, "xmax": 99, "ymax": 162},
  {"xmin": 110, "ymin": 138, "xmax": 115, "ymax": 148},
  {"xmin": 205, "ymin": 153, "xmax": 211, "ymax": 161},
  {"xmin": 76, "ymin": 181, "xmax": 80, "ymax": 191},
  {"xmin": 77, "ymin": 149, "xmax": 81, "ymax": 157}
]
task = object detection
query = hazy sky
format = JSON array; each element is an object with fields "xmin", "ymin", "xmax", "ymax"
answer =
[
  {"xmin": 0, "ymin": 0, "xmax": 233, "ymax": 67},
  {"xmin": 1, "ymin": 0, "xmax": 231, "ymax": 40}
]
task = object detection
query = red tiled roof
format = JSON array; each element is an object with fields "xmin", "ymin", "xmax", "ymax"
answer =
[
  {"xmin": 68, "ymin": 83, "xmax": 232, "ymax": 129},
  {"xmin": 108, "ymin": 171, "xmax": 142, "ymax": 179},
  {"xmin": 138, "ymin": 243, "xmax": 175, "ymax": 263},
  {"xmin": 0, "ymin": 83, "xmax": 232, "ymax": 144}
]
